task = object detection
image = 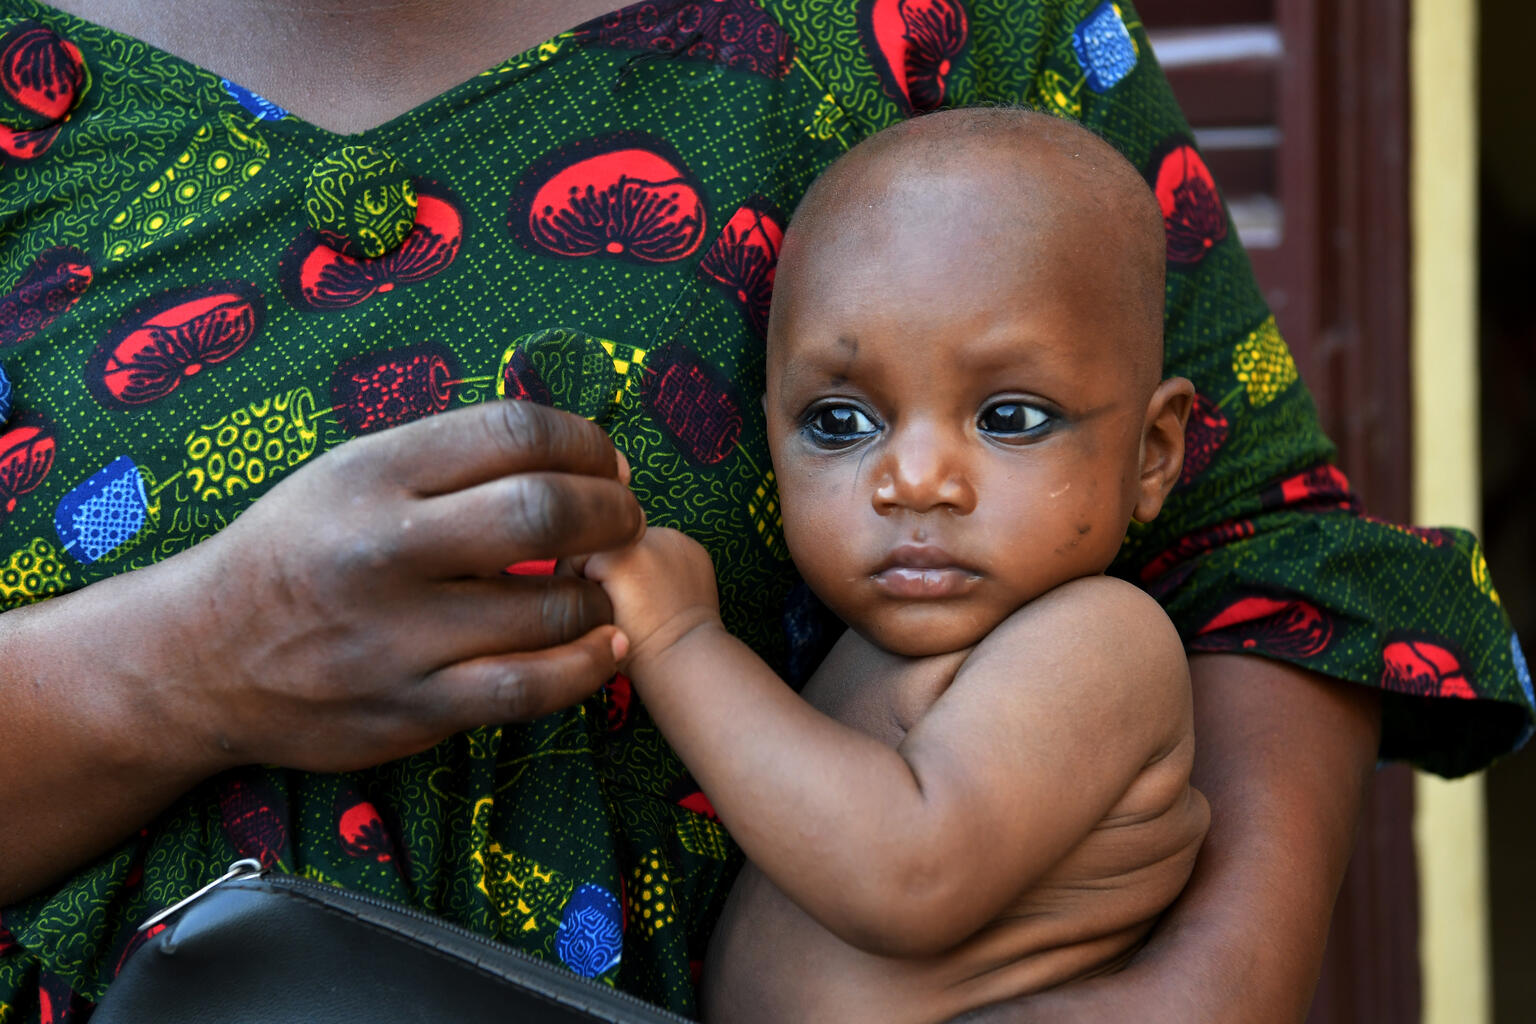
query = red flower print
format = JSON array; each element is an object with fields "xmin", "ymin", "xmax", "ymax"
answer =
[
  {"xmin": 0, "ymin": 22, "xmax": 84, "ymax": 163},
  {"xmin": 572, "ymin": 0, "xmax": 794, "ymax": 78},
  {"xmin": 1138, "ymin": 518, "xmax": 1255, "ymax": 584},
  {"xmin": 37, "ymin": 972, "xmax": 88, "ymax": 1024},
  {"xmin": 509, "ymin": 134, "xmax": 707, "ymax": 264},
  {"xmin": 86, "ymin": 282, "xmax": 264, "ymax": 409},
  {"xmin": 605, "ymin": 673, "xmax": 634, "ymax": 731},
  {"xmin": 501, "ymin": 345, "xmax": 555, "ymax": 406},
  {"xmin": 667, "ymin": 774, "xmax": 719, "ymax": 819},
  {"xmin": 641, "ymin": 343, "xmax": 743, "ymax": 465},
  {"xmin": 0, "ymin": 420, "xmax": 56, "ymax": 517},
  {"xmin": 858, "ymin": 0, "xmax": 969, "ymax": 113},
  {"xmin": 338, "ymin": 799, "xmax": 396, "ymax": 862},
  {"xmin": 1148, "ymin": 139, "xmax": 1227, "ymax": 266},
  {"xmin": 0, "ymin": 246, "xmax": 92, "ymax": 352},
  {"xmin": 280, "ymin": 186, "xmax": 464, "ymax": 311},
  {"xmin": 1, "ymin": 23, "xmax": 85, "ymax": 123},
  {"xmin": 218, "ymin": 775, "xmax": 288, "ymax": 868},
  {"xmin": 0, "ymin": 121, "xmax": 59, "ymax": 160},
  {"xmin": 1179, "ymin": 392, "xmax": 1228, "ymax": 485},
  {"xmin": 0, "ymin": 915, "xmax": 18, "ymax": 957},
  {"xmin": 675, "ymin": 790, "xmax": 719, "ymax": 819},
  {"xmin": 112, "ymin": 923, "xmax": 166, "ymax": 978},
  {"xmin": 1382, "ymin": 635, "xmax": 1475, "ymax": 699},
  {"xmin": 1260, "ymin": 463, "xmax": 1361, "ymax": 514},
  {"xmin": 699, "ymin": 198, "xmax": 783, "ymax": 338},
  {"xmin": 1192, "ymin": 592, "xmax": 1334, "ymax": 658},
  {"xmin": 329, "ymin": 342, "xmax": 457, "ymax": 436}
]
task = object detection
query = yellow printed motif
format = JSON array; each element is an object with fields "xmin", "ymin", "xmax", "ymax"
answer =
[
  {"xmin": 0, "ymin": 537, "xmax": 71, "ymax": 610},
  {"xmin": 628, "ymin": 851, "xmax": 678, "ymax": 940},
  {"xmin": 183, "ymin": 388, "xmax": 319, "ymax": 502},
  {"xmin": 1472, "ymin": 547, "xmax": 1501, "ymax": 606},
  {"xmin": 677, "ymin": 813, "xmax": 732, "ymax": 861},
  {"xmin": 485, "ymin": 33, "xmax": 574, "ymax": 74},
  {"xmin": 746, "ymin": 469, "xmax": 789, "ymax": 561},
  {"xmin": 598, "ymin": 338, "xmax": 648, "ymax": 409},
  {"xmin": 102, "ymin": 112, "xmax": 270, "ymax": 264},
  {"xmin": 474, "ymin": 841, "xmax": 575, "ymax": 938},
  {"xmin": 1039, "ymin": 69, "xmax": 1083, "ymax": 118},
  {"xmin": 1232, "ymin": 315, "xmax": 1298, "ymax": 407}
]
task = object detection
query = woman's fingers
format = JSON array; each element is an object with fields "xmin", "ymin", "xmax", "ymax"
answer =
[
  {"xmin": 405, "ymin": 575, "xmax": 615, "ymax": 663},
  {"xmin": 370, "ymin": 401, "xmax": 626, "ymax": 495},
  {"xmin": 408, "ymin": 471, "xmax": 643, "ymax": 576},
  {"xmin": 422, "ymin": 626, "xmax": 625, "ymax": 728}
]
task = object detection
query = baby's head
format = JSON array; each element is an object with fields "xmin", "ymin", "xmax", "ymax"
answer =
[{"xmin": 765, "ymin": 107, "xmax": 1193, "ymax": 657}]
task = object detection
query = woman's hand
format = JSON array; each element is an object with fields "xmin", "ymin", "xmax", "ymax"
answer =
[
  {"xmin": 180, "ymin": 400, "xmax": 645, "ymax": 770},
  {"xmin": 0, "ymin": 400, "xmax": 642, "ymax": 899}
]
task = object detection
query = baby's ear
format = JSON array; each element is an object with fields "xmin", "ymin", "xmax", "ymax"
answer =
[{"xmin": 1132, "ymin": 377, "xmax": 1196, "ymax": 524}]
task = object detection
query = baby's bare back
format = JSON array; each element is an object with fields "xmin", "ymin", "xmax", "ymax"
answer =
[{"xmin": 702, "ymin": 628, "xmax": 1208, "ymax": 1024}]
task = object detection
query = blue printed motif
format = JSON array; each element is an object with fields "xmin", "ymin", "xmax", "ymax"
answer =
[
  {"xmin": 0, "ymin": 364, "xmax": 11, "ymax": 424},
  {"xmin": 1514, "ymin": 634, "xmax": 1533, "ymax": 749},
  {"xmin": 54, "ymin": 456, "xmax": 149, "ymax": 564},
  {"xmin": 556, "ymin": 884, "xmax": 623, "ymax": 978},
  {"xmin": 221, "ymin": 79, "xmax": 290, "ymax": 121},
  {"xmin": 1072, "ymin": 2, "xmax": 1137, "ymax": 93}
]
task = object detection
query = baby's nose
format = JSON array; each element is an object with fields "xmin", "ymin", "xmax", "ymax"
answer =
[{"xmin": 872, "ymin": 433, "xmax": 976, "ymax": 514}]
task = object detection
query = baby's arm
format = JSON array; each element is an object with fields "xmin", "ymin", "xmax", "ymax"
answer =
[{"xmin": 584, "ymin": 528, "xmax": 1198, "ymax": 958}]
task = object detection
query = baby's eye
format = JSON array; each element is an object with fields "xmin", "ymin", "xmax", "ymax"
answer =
[
  {"xmin": 979, "ymin": 401, "xmax": 1051, "ymax": 436},
  {"xmin": 805, "ymin": 404, "xmax": 879, "ymax": 445}
]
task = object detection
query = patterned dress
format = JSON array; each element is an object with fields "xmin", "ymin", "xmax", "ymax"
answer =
[{"xmin": 0, "ymin": 0, "xmax": 1528, "ymax": 1019}]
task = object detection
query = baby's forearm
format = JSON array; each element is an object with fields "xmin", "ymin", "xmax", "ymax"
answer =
[{"xmin": 628, "ymin": 625, "xmax": 977, "ymax": 955}]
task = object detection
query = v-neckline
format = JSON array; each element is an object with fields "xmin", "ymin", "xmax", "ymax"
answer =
[{"xmin": 11, "ymin": 0, "xmax": 636, "ymax": 141}]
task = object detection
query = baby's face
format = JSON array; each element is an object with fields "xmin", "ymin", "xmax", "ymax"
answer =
[{"xmin": 765, "ymin": 157, "xmax": 1166, "ymax": 657}]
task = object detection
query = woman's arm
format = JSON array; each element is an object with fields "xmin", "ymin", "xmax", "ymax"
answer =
[
  {"xmin": 0, "ymin": 401, "xmax": 641, "ymax": 903},
  {"xmin": 955, "ymin": 653, "xmax": 1380, "ymax": 1023}
]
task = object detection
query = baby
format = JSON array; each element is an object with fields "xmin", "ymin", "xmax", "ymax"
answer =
[{"xmin": 584, "ymin": 107, "xmax": 1210, "ymax": 1023}]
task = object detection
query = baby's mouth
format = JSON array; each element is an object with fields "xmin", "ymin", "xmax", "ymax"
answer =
[
  {"xmin": 871, "ymin": 544, "xmax": 982, "ymax": 598},
  {"xmin": 871, "ymin": 566, "xmax": 982, "ymax": 598}
]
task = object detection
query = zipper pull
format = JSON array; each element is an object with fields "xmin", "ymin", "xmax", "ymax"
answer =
[{"xmin": 137, "ymin": 858, "xmax": 264, "ymax": 933}]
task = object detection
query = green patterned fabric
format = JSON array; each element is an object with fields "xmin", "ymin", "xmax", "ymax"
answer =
[{"xmin": 0, "ymin": 0, "xmax": 1528, "ymax": 1019}]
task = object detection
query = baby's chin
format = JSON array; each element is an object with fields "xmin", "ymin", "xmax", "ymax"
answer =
[{"xmin": 848, "ymin": 607, "xmax": 1010, "ymax": 659}]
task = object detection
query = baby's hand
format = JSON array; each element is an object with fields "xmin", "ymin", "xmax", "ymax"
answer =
[{"xmin": 581, "ymin": 527, "xmax": 722, "ymax": 673}]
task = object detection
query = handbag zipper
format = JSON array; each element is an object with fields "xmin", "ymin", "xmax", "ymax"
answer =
[{"xmin": 138, "ymin": 859, "xmax": 695, "ymax": 1024}]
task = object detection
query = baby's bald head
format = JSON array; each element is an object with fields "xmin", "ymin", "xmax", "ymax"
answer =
[{"xmin": 773, "ymin": 107, "xmax": 1167, "ymax": 391}]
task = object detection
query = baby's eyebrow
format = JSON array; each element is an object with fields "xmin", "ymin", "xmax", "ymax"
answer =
[{"xmin": 775, "ymin": 356, "xmax": 851, "ymax": 392}]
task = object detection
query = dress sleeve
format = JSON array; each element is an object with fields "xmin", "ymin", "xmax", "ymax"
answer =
[{"xmin": 957, "ymin": 0, "xmax": 1532, "ymax": 776}]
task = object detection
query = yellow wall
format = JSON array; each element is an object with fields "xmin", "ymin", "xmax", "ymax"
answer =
[{"xmin": 1411, "ymin": 0, "xmax": 1490, "ymax": 1021}]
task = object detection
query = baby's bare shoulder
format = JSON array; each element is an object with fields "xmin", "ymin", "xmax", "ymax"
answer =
[{"xmin": 963, "ymin": 575, "xmax": 1189, "ymax": 712}]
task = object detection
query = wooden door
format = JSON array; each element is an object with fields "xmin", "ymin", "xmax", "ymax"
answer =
[{"xmin": 1136, "ymin": 1, "xmax": 1420, "ymax": 1020}]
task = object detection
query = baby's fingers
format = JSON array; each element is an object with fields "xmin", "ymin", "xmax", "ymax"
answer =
[{"xmin": 423, "ymin": 626, "xmax": 626, "ymax": 728}]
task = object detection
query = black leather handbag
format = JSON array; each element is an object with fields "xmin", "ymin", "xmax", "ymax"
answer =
[{"xmin": 93, "ymin": 860, "xmax": 692, "ymax": 1023}]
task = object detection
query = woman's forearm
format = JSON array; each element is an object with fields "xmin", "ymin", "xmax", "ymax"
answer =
[
  {"xmin": 954, "ymin": 653, "xmax": 1381, "ymax": 1023},
  {"xmin": 0, "ymin": 550, "xmax": 234, "ymax": 904}
]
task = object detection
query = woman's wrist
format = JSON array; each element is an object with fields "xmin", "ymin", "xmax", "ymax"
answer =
[{"xmin": 20, "ymin": 544, "xmax": 242, "ymax": 780}]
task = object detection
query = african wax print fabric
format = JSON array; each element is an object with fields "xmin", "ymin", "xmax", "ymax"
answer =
[{"xmin": 0, "ymin": 0, "xmax": 1529, "ymax": 1019}]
